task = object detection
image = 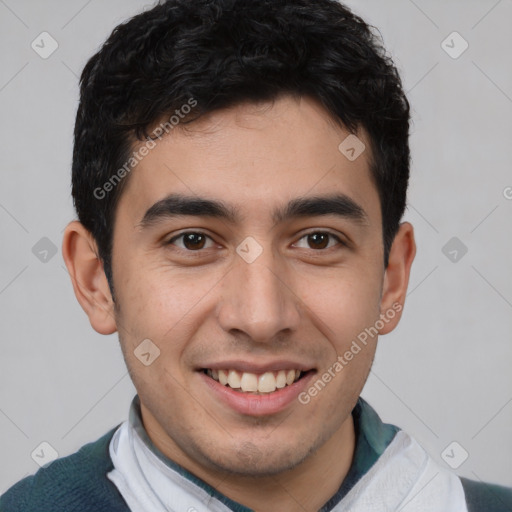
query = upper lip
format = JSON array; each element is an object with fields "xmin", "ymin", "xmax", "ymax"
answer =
[{"xmin": 198, "ymin": 360, "xmax": 315, "ymax": 374}]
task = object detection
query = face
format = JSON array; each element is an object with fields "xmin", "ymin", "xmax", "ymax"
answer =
[{"xmin": 106, "ymin": 95, "xmax": 399, "ymax": 476}]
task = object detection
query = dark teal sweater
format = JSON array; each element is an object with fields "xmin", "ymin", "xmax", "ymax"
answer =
[
  {"xmin": 1, "ymin": 398, "xmax": 511, "ymax": 511},
  {"xmin": 0, "ymin": 426, "xmax": 128, "ymax": 512}
]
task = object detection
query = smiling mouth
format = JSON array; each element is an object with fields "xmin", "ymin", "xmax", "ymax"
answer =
[{"xmin": 202, "ymin": 368, "xmax": 311, "ymax": 394}]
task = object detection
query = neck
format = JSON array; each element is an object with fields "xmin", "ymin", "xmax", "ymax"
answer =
[
  {"xmin": 141, "ymin": 407, "xmax": 356, "ymax": 512},
  {"xmin": 215, "ymin": 415, "xmax": 356, "ymax": 512}
]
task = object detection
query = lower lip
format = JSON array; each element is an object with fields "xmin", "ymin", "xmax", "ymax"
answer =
[{"xmin": 199, "ymin": 371, "xmax": 316, "ymax": 416}]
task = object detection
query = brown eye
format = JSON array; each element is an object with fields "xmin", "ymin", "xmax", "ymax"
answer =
[
  {"xmin": 169, "ymin": 232, "xmax": 213, "ymax": 251},
  {"xmin": 307, "ymin": 233, "xmax": 330, "ymax": 249},
  {"xmin": 293, "ymin": 232, "xmax": 342, "ymax": 250},
  {"xmin": 183, "ymin": 233, "xmax": 206, "ymax": 250}
]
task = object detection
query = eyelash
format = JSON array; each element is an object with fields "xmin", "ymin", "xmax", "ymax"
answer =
[{"xmin": 166, "ymin": 230, "xmax": 345, "ymax": 252}]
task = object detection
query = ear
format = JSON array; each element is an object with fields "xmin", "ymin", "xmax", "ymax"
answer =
[
  {"xmin": 62, "ymin": 221, "xmax": 117, "ymax": 335},
  {"xmin": 378, "ymin": 222, "xmax": 416, "ymax": 335}
]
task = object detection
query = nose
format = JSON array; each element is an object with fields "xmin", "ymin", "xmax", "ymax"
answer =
[{"xmin": 216, "ymin": 246, "xmax": 301, "ymax": 344}]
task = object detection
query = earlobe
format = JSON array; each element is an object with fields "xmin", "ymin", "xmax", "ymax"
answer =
[
  {"xmin": 378, "ymin": 222, "xmax": 416, "ymax": 335},
  {"xmin": 62, "ymin": 221, "xmax": 117, "ymax": 335}
]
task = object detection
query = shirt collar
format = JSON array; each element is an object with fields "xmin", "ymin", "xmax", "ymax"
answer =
[{"xmin": 128, "ymin": 394, "xmax": 399, "ymax": 512}]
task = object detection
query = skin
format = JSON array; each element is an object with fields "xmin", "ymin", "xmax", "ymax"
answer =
[{"xmin": 63, "ymin": 95, "xmax": 416, "ymax": 512}]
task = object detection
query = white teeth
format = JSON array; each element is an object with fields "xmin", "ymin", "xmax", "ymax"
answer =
[
  {"xmin": 258, "ymin": 372, "xmax": 276, "ymax": 393},
  {"xmin": 228, "ymin": 370, "xmax": 241, "ymax": 389},
  {"xmin": 207, "ymin": 368, "xmax": 304, "ymax": 393},
  {"xmin": 218, "ymin": 369, "xmax": 228, "ymax": 385},
  {"xmin": 240, "ymin": 372, "xmax": 258, "ymax": 392},
  {"xmin": 276, "ymin": 370, "xmax": 287, "ymax": 388}
]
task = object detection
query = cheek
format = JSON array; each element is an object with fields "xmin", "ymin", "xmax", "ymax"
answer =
[
  {"xmin": 114, "ymin": 261, "xmax": 224, "ymax": 364},
  {"xmin": 299, "ymin": 280, "xmax": 380, "ymax": 412},
  {"xmin": 302, "ymin": 268, "xmax": 382, "ymax": 333},
  {"xmin": 298, "ymin": 268, "xmax": 382, "ymax": 390}
]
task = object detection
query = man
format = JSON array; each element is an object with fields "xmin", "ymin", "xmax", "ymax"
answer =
[{"xmin": 1, "ymin": 0, "xmax": 510, "ymax": 510}]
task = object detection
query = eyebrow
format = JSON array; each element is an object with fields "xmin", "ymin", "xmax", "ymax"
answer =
[
  {"xmin": 138, "ymin": 195, "xmax": 239, "ymax": 228},
  {"xmin": 274, "ymin": 194, "xmax": 368, "ymax": 225},
  {"xmin": 138, "ymin": 193, "xmax": 368, "ymax": 228}
]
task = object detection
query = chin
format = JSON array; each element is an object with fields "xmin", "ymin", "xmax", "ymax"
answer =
[{"xmin": 197, "ymin": 435, "xmax": 318, "ymax": 477}]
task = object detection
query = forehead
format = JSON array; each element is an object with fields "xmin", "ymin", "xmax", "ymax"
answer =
[{"xmin": 117, "ymin": 95, "xmax": 380, "ymax": 227}]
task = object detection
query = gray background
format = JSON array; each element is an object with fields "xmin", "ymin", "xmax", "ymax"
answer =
[{"xmin": 0, "ymin": 0, "xmax": 511, "ymax": 494}]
